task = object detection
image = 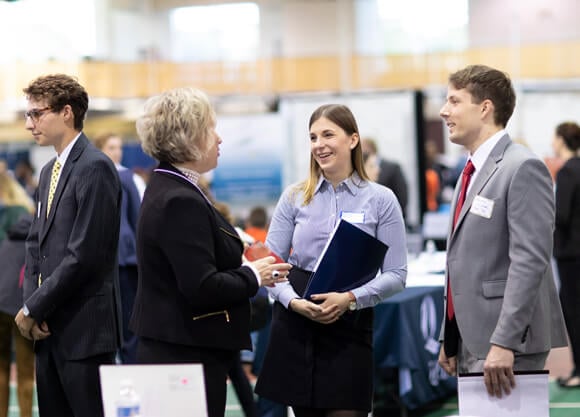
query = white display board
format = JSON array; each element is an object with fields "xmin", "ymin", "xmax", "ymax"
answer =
[
  {"xmin": 211, "ymin": 113, "xmax": 285, "ymax": 213},
  {"xmin": 100, "ymin": 364, "xmax": 207, "ymax": 417},
  {"xmin": 510, "ymin": 90, "xmax": 580, "ymax": 159}
]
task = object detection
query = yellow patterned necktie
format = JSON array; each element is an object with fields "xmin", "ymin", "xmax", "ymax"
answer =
[{"xmin": 46, "ymin": 160, "xmax": 61, "ymax": 217}]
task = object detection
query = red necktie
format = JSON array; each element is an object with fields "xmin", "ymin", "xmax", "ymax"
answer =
[{"xmin": 447, "ymin": 159, "xmax": 475, "ymax": 320}]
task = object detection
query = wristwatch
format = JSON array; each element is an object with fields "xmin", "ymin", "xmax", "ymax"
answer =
[{"xmin": 347, "ymin": 292, "xmax": 357, "ymax": 311}]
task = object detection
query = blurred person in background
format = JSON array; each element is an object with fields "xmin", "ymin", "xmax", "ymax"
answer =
[
  {"xmin": 244, "ymin": 206, "xmax": 269, "ymax": 244},
  {"xmin": 361, "ymin": 137, "xmax": 408, "ymax": 219},
  {"xmin": 551, "ymin": 121, "xmax": 580, "ymax": 388},
  {"xmin": 255, "ymin": 104, "xmax": 407, "ymax": 417},
  {"xmin": 93, "ymin": 132, "xmax": 143, "ymax": 364},
  {"xmin": 14, "ymin": 159, "xmax": 38, "ymax": 199},
  {"xmin": 362, "ymin": 150, "xmax": 380, "ymax": 182},
  {"xmin": 0, "ymin": 172, "xmax": 35, "ymax": 417},
  {"xmin": 131, "ymin": 87, "xmax": 292, "ymax": 417},
  {"xmin": 424, "ymin": 139, "xmax": 442, "ymax": 212}
]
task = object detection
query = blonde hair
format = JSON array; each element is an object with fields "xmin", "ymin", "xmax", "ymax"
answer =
[
  {"xmin": 0, "ymin": 172, "xmax": 35, "ymax": 213},
  {"xmin": 298, "ymin": 104, "xmax": 369, "ymax": 205},
  {"xmin": 136, "ymin": 87, "xmax": 216, "ymax": 164}
]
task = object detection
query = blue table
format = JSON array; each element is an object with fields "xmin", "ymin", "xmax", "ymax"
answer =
[{"xmin": 373, "ymin": 286, "xmax": 457, "ymax": 410}]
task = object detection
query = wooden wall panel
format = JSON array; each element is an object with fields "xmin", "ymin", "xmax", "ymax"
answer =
[{"xmin": 3, "ymin": 42, "xmax": 580, "ymax": 142}]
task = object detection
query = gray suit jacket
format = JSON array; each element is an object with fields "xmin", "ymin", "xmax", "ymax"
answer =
[
  {"xmin": 441, "ymin": 134, "xmax": 567, "ymax": 358},
  {"xmin": 24, "ymin": 134, "xmax": 122, "ymax": 360}
]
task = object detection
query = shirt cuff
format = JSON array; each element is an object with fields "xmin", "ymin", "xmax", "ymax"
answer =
[
  {"xmin": 276, "ymin": 285, "xmax": 301, "ymax": 309},
  {"xmin": 23, "ymin": 304, "xmax": 30, "ymax": 316},
  {"xmin": 243, "ymin": 262, "xmax": 261, "ymax": 286}
]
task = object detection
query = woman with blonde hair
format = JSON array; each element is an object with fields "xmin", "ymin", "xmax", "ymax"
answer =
[
  {"xmin": 0, "ymin": 170, "xmax": 35, "ymax": 417},
  {"xmin": 131, "ymin": 87, "xmax": 292, "ymax": 417},
  {"xmin": 255, "ymin": 104, "xmax": 407, "ymax": 417}
]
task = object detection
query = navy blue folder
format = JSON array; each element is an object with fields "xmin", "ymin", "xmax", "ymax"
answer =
[{"xmin": 303, "ymin": 219, "xmax": 389, "ymax": 298}]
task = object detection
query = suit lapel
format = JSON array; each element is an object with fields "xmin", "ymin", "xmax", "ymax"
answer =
[
  {"xmin": 449, "ymin": 135, "xmax": 511, "ymax": 241},
  {"xmin": 40, "ymin": 135, "xmax": 88, "ymax": 244}
]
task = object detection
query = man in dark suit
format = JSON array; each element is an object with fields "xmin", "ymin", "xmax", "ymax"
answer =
[
  {"xmin": 361, "ymin": 137, "xmax": 408, "ymax": 219},
  {"xmin": 15, "ymin": 74, "xmax": 122, "ymax": 417}
]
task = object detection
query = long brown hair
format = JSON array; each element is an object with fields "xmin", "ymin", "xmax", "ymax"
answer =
[{"xmin": 296, "ymin": 104, "xmax": 369, "ymax": 205}]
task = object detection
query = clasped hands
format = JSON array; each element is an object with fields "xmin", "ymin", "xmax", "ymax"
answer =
[
  {"xmin": 14, "ymin": 308, "xmax": 51, "ymax": 341},
  {"xmin": 289, "ymin": 292, "xmax": 352, "ymax": 324},
  {"xmin": 438, "ymin": 343, "xmax": 515, "ymax": 398}
]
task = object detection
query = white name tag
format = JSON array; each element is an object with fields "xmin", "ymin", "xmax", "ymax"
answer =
[
  {"xmin": 469, "ymin": 195, "xmax": 494, "ymax": 219},
  {"xmin": 341, "ymin": 211, "xmax": 365, "ymax": 223}
]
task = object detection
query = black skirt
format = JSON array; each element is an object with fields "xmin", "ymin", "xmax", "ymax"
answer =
[{"xmin": 254, "ymin": 267, "xmax": 374, "ymax": 411}]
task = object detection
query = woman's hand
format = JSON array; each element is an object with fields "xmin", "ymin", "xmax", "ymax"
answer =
[
  {"xmin": 309, "ymin": 292, "xmax": 352, "ymax": 324},
  {"xmin": 251, "ymin": 256, "xmax": 292, "ymax": 287},
  {"xmin": 288, "ymin": 298, "xmax": 324, "ymax": 319},
  {"xmin": 290, "ymin": 292, "xmax": 352, "ymax": 324}
]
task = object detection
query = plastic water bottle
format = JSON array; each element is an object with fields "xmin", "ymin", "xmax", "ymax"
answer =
[
  {"xmin": 116, "ymin": 379, "xmax": 141, "ymax": 417},
  {"xmin": 425, "ymin": 239, "xmax": 437, "ymax": 255}
]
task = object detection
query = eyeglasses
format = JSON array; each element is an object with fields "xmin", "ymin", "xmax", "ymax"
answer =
[{"xmin": 24, "ymin": 107, "xmax": 52, "ymax": 123}]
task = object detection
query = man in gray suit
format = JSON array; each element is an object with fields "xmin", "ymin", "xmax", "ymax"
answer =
[
  {"xmin": 437, "ymin": 65, "xmax": 567, "ymax": 398},
  {"xmin": 15, "ymin": 74, "xmax": 121, "ymax": 417}
]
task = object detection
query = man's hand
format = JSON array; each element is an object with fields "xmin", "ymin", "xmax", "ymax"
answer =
[
  {"xmin": 31, "ymin": 321, "xmax": 51, "ymax": 341},
  {"xmin": 15, "ymin": 309, "xmax": 51, "ymax": 341},
  {"xmin": 483, "ymin": 344, "xmax": 515, "ymax": 398},
  {"xmin": 438, "ymin": 346, "xmax": 457, "ymax": 376},
  {"xmin": 15, "ymin": 308, "xmax": 35, "ymax": 340}
]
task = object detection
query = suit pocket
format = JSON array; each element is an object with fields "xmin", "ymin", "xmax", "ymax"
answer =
[{"xmin": 482, "ymin": 280, "xmax": 506, "ymax": 298}]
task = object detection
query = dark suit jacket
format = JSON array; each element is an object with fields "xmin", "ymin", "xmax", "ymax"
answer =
[
  {"xmin": 117, "ymin": 168, "xmax": 141, "ymax": 266},
  {"xmin": 130, "ymin": 162, "xmax": 259, "ymax": 351},
  {"xmin": 24, "ymin": 134, "xmax": 122, "ymax": 360},
  {"xmin": 553, "ymin": 157, "xmax": 580, "ymax": 259},
  {"xmin": 0, "ymin": 213, "xmax": 32, "ymax": 316},
  {"xmin": 378, "ymin": 158, "xmax": 408, "ymax": 218}
]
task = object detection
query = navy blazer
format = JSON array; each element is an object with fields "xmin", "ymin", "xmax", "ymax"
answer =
[
  {"xmin": 130, "ymin": 162, "xmax": 259, "ymax": 351},
  {"xmin": 24, "ymin": 134, "xmax": 122, "ymax": 360},
  {"xmin": 117, "ymin": 168, "xmax": 141, "ymax": 266}
]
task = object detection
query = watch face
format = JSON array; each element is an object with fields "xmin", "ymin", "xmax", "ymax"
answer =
[{"xmin": 349, "ymin": 301, "xmax": 356, "ymax": 311}]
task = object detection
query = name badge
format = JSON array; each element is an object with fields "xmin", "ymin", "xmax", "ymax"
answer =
[
  {"xmin": 470, "ymin": 195, "xmax": 494, "ymax": 219},
  {"xmin": 341, "ymin": 211, "xmax": 365, "ymax": 223}
]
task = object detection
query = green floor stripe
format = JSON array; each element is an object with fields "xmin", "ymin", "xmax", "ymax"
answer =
[{"xmin": 8, "ymin": 380, "xmax": 580, "ymax": 417}]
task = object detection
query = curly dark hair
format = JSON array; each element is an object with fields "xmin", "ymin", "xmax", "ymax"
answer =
[{"xmin": 23, "ymin": 74, "xmax": 89, "ymax": 131}]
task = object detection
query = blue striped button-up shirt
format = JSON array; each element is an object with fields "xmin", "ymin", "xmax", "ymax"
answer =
[{"xmin": 266, "ymin": 172, "xmax": 407, "ymax": 309}]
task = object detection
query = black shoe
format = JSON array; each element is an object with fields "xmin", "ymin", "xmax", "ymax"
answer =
[{"xmin": 557, "ymin": 375, "xmax": 580, "ymax": 388}]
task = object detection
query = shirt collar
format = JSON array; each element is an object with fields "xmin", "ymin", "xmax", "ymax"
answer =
[
  {"xmin": 176, "ymin": 166, "xmax": 201, "ymax": 184},
  {"xmin": 56, "ymin": 132, "xmax": 81, "ymax": 166},
  {"xmin": 470, "ymin": 129, "xmax": 506, "ymax": 172},
  {"xmin": 314, "ymin": 171, "xmax": 364, "ymax": 196}
]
